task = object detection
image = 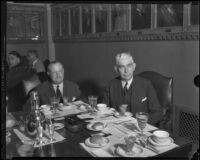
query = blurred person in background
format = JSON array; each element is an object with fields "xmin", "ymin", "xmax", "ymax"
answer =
[{"xmin": 27, "ymin": 49, "xmax": 45, "ymax": 73}]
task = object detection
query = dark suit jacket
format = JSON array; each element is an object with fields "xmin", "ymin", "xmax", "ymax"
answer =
[
  {"xmin": 103, "ymin": 76, "xmax": 163, "ymax": 125},
  {"xmin": 35, "ymin": 80, "xmax": 81, "ymax": 105}
]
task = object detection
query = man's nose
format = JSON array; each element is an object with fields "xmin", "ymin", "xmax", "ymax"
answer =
[{"xmin": 124, "ymin": 66, "xmax": 129, "ymax": 73}]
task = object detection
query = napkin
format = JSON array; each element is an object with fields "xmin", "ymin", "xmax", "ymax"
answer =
[
  {"xmin": 13, "ymin": 129, "xmax": 32, "ymax": 142},
  {"xmin": 80, "ymin": 143, "xmax": 113, "ymax": 157},
  {"xmin": 147, "ymin": 142, "xmax": 179, "ymax": 154},
  {"xmin": 13, "ymin": 129, "xmax": 65, "ymax": 148}
]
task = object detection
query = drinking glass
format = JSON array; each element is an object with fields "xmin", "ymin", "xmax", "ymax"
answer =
[
  {"xmin": 119, "ymin": 104, "xmax": 128, "ymax": 116},
  {"xmin": 136, "ymin": 112, "xmax": 149, "ymax": 139},
  {"xmin": 124, "ymin": 136, "xmax": 136, "ymax": 154},
  {"xmin": 37, "ymin": 125, "xmax": 43, "ymax": 145},
  {"xmin": 48, "ymin": 123, "xmax": 55, "ymax": 142},
  {"xmin": 88, "ymin": 95, "xmax": 98, "ymax": 111},
  {"xmin": 50, "ymin": 96, "xmax": 60, "ymax": 116}
]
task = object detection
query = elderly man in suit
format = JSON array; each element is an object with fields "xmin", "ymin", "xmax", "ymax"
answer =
[
  {"xmin": 103, "ymin": 52, "xmax": 163, "ymax": 125},
  {"xmin": 35, "ymin": 61, "xmax": 81, "ymax": 105}
]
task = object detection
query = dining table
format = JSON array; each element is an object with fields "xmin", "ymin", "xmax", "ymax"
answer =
[{"xmin": 4, "ymin": 101, "xmax": 193, "ymax": 159}]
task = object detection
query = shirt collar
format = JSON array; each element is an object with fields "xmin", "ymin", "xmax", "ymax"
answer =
[
  {"xmin": 52, "ymin": 82, "xmax": 63, "ymax": 94},
  {"xmin": 121, "ymin": 77, "xmax": 133, "ymax": 89},
  {"xmin": 32, "ymin": 59, "xmax": 38, "ymax": 65}
]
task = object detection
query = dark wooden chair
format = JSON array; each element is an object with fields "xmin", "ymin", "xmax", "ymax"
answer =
[{"xmin": 138, "ymin": 71, "xmax": 173, "ymax": 133}]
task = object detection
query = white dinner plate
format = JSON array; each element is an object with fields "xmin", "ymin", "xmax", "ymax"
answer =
[
  {"xmin": 86, "ymin": 123, "xmax": 107, "ymax": 131},
  {"xmin": 114, "ymin": 112, "xmax": 133, "ymax": 118},
  {"xmin": 148, "ymin": 136, "xmax": 174, "ymax": 147},
  {"xmin": 116, "ymin": 146, "xmax": 143, "ymax": 157},
  {"xmin": 84, "ymin": 137, "xmax": 110, "ymax": 148},
  {"xmin": 95, "ymin": 108, "xmax": 115, "ymax": 115},
  {"xmin": 40, "ymin": 104, "xmax": 51, "ymax": 111},
  {"xmin": 54, "ymin": 123, "xmax": 64, "ymax": 130}
]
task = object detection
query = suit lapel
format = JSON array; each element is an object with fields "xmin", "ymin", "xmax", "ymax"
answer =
[
  {"xmin": 131, "ymin": 79, "xmax": 138, "ymax": 114},
  {"xmin": 63, "ymin": 81, "xmax": 68, "ymax": 97},
  {"xmin": 47, "ymin": 81, "xmax": 56, "ymax": 97}
]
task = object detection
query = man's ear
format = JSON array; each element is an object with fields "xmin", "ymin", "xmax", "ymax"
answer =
[
  {"xmin": 114, "ymin": 66, "xmax": 118, "ymax": 73},
  {"xmin": 133, "ymin": 63, "xmax": 136, "ymax": 71}
]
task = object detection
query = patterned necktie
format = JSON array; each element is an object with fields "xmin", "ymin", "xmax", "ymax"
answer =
[
  {"xmin": 56, "ymin": 85, "xmax": 63, "ymax": 103},
  {"xmin": 124, "ymin": 82, "xmax": 128, "ymax": 95}
]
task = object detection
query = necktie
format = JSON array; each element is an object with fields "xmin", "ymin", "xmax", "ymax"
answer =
[
  {"xmin": 56, "ymin": 85, "xmax": 63, "ymax": 103},
  {"xmin": 123, "ymin": 82, "xmax": 128, "ymax": 95}
]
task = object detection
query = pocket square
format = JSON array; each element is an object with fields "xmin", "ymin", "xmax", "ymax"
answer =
[{"xmin": 141, "ymin": 97, "xmax": 147, "ymax": 102}]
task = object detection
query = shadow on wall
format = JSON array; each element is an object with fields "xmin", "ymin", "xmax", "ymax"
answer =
[{"xmin": 78, "ymin": 78, "xmax": 106, "ymax": 103}]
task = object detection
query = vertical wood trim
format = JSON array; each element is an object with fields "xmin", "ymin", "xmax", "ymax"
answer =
[
  {"xmin": 59, "ymin": 10, "xmax": 62, "ymax": 37},
  {"xmin": 183, "ymin": 4, "xmax": 190, "ymax": 32},
  {"xmin": 46, "ymin": 4, "xmax": 55, "ymax": 61},
  {"xmin": 79, "ymin": 6, "xmax": 82, "ymax": 34},
  {"xmin": 107, "ymin": 4, "xmax": 111, "ymax": 32},
  {"xmin": 127, "ymin": 4, "xmax": 131, "ymax": 31},
  {"xmin": 92, "ymin": 4, "xmax": 95, "ymax": 34},
  {"xmin": 151, "ymin": 4, "xmax": 157, "ymax": 29},
  {"xmin": 68, "ymin": 9, "xmax": 71, "ymax": 36}
]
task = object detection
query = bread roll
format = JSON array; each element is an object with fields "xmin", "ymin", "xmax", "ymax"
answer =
[
  {"xmin": 90, "ymin": 135, "xmax": 106, "ymax": 145},
  {"xmin": 92, "ymin": 122, "xmax": 104, "ymax": 130}
]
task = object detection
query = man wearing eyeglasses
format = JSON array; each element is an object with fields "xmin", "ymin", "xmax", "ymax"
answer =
[{"xmin": 103, "ymin": 52, "xmax": 163, "ymax": 125}]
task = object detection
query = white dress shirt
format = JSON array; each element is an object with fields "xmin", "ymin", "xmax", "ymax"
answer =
[
  {"xmin": 121, "ymin": 77, "xmax": 133, "ymax": 90},
  {"xmin": 52, "ymin": 82, "xmax": 63, "ymax": 96}
]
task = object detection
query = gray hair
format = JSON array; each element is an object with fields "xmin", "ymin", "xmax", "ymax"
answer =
[{"xmin": 115, "ymin": 52, "xmax": 134, "ymax": 65}]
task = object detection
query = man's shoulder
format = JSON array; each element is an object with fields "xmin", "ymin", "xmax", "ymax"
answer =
[
  {"xmin": 64, "ymin": 80, "xmax": 78, "ymax": 86},
  {"xmin": 107, "ymin": 77, "xmax": 121, "ymax": 86},
  {"xmin": 134, "ymin": 75, "xmax": 152, "ymax": 86},
  {"xmin": 36, "ymin": 81, "xmax": 51, "ymax": 91}
]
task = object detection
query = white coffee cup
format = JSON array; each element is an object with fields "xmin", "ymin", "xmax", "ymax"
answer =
[
  {"xmin": 97, "ymin": 103, "xmax": 107, "ymax": 112},
  {"xmin": 152, "ymin": 130, "xmax": 170, "ymax": 144}
]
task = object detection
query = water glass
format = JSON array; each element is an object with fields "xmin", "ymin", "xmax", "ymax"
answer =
[
  {"xmin": 124, "ymin": 136, "xmax": 136, "ymax": 154},
  {"xmin": 50, "ymin": 96, "xmax": 60, "ymax": 115},
  {"xmin": 88, "ymin": 95, "xmax": 98, "ymax": 111},
  {"xmin": 119, "ymin": 104, "xmax": 128, "ymax": 116},
  {"xmin": 136, "ymin": 112, "xmax": 149, "ymax": 139},
  {"xmin": 48, "ymin": 123, "xmax": 55, "ymax": 142},
  {"xmin": 37, "ymin": 125, "xmax": 43, "ymax": 144}
]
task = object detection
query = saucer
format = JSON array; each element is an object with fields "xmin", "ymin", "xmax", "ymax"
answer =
[
  {"xmin": 115, "ymin": 112, "xmax": 133, "ymax": 118},
  {"xmin": 86, "ymin": 123, "xmax": 107, "ymax": 131},
  {"xmin": 40, "ymin": 105, "xmax": 51, "ymax": 111},
  {"xmin": 148, "ymin": 136, "xmax": 174, "ymax": 147},
  {"xmin": 54, "ymin": 123, "xmax": 64, "ymax": 130},
  {"xmin": 85, "ymin": 137, "xmax": 109, "ymax": 148},
  {"xmin": 95, "ymin": 108, "xmax": 114, "ymax": 115},
  {"xmin": 116, "ymin": 146, "xmax": 143, "ymax": 157}
]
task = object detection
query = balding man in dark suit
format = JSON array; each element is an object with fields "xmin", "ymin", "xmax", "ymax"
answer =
[{"xmin": 35, "ymin": 61, "xmax": 81, "ymax": 105}]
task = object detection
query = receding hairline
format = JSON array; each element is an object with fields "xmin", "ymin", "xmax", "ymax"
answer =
[
  {"xmin": 115, "ymin": 52, "xmax": 134, "ymax": 65},
  {"xmin": 47, "ymin": 61, "xmax": 64, "ymax": 72}
]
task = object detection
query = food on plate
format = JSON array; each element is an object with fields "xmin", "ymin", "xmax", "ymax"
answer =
[
  {"xmin": 6, "ymin": 119, "xmax": 15, "ymax": 128},
  {"xmin": 89, "ymin": 135, "xmax": 107, "ymax": 145},
  {"xmin": 80, "ymin": 105, "xmax": 86, "ymax": 110},
  {"xmin": 40, "ymin": 104, "xmax": 51, "ymax": 111},
  {"xmin": 91, "ymin": 122, "xmax": 105, "ymax": 130}
]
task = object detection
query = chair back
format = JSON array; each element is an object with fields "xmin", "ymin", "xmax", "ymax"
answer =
[
  {"xmin": 22, "ymin": 74, "xmax": 41, "ymax": 96},
  {"xmin": 138, "ymin": 71, "xmax": 173, "ymax": 132}
]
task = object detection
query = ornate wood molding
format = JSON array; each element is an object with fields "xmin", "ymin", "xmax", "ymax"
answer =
[{"xmin": 53, "ymin": 31, "xmax": 199, "ymax": 42}]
